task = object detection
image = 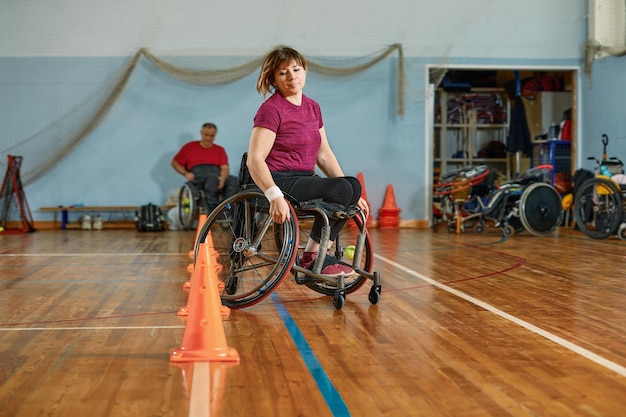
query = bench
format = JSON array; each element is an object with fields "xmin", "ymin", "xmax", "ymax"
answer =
[{"xmin": 39, "ymin": 205, "xmax": 174, "ymax": 229}]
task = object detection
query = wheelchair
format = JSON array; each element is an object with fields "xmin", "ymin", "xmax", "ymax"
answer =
[
  {"xmin": 178, "ymin": 181, "xmax": 205, "ymax": 230},
  {"xmin": 178, "ymin": 177, "xmax": 236, "ymax": 230},
  {"xmin": 192, "ymin": 156, "xmax": 382, "ymax": 310},
  {"xmin": 433, "ymin": 165, "xmax": 496, "ymax": 233},
  {"xmin": 573, "ymin": 155, "xmax": 626, "ymax": 240},
  {"xmin": 476, "ymin": 165, "xmax": 563, "ymax": 237}
]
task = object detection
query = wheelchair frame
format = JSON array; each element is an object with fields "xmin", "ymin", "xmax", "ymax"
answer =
[{"xmin": 193, "ymin": 188, "xmax": 382, "ymax": 310}]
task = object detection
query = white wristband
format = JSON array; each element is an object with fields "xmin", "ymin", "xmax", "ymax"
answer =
[{"xmin": 264, "ymin": 185, "xmax": 284, "ymax": 202}]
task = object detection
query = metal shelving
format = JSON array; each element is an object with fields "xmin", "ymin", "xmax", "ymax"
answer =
[{"xmin": 434, "ymin": 89, "xmax": 511, "ymax": 181}]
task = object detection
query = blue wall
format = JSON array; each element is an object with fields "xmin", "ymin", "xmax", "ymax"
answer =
[
  {"xmin": 4, "ymin": 0, "xmax": 623, "ymax": 225},
  {"xmin": 5, "ymin": 53, "xmax": 591, "ymax": 225},
  {"xmin": 580, "ymin": 56, "xmax": 626, "ymax": 166},
  {"xmin": 3, "ymin": 54, "xmax": 426, "ymax": 223}
]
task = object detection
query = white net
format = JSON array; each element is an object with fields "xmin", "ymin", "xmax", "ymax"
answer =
[{"xmin": 0, "ymin": 45, "xmax": 405, "ymax": 187}]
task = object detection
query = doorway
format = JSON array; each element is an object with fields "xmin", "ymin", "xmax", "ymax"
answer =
[{"xmin": 425, "ymin": 65, "xmax": 580, "ymax": 226}]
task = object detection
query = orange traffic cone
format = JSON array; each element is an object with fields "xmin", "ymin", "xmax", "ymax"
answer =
[
  {"xmin": 189, "ymin": 213, "xmax": 208, "ymax": 259},
  {"xmin": 178, "ymin": 240, "xmax": 209, "ymax": 317},
  {"xmin": 171, "ymin": 242, "xmax": 239, "ymax": 363},
  {"xmin": 377, "ymin": 184, "xmax": 401, "ymax": 229},
  {"xmin": 179, "ymin": 234, "xmax": 230, "ymax": 319},
  {"xmin": 183, "ymin": 266, "xmax": 193, "ymax": 291},
  {"xmin": 175, "ymin": 361, "xmax": 236, "ymax": 415},
  {"xmin": 185, "ymin": 213, "xmax": 208, "ymax": 289},
  {"xmin": 184, "ymin": 245, "xmax": 222, "ymax": 290},
  {"xmin": 205, "ymin": 230, "xmax": 230, "ymax": 318}
]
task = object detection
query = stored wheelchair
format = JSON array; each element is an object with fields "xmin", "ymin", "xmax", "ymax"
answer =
[
  {"xmin": 477, "ymin": 165, "xmax": 563, "ymax": 237},
  {"xmin": 573, "ymin": 154, "xmax": 626, "ymax": 240},
  {"xmin": 433, "ymin": 165, "xmax": 495, "ymax": 233},
  {"xmin": 434, "ymin": 164, "xmax": 562, "ymax": 237},
  {"xmin": 178, "ymin": 181, "xmax": 207, "ymax": 230},
  {"xmin": 178, "ymin": 166, "xmax": 238, "ymax": 230},
  {"xmin": 192, "ymin": 154, "xmax": 382, "ymax": 310}
]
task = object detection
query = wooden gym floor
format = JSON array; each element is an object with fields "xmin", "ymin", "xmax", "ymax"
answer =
[{"xmin": 0, "ymin": 226, "xmax": 624, "ymax": 417}]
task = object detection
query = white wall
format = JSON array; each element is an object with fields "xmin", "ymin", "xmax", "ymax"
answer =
[{"xmin": 0, "ymin": 0, "xmax": 587, "ymax": 58}]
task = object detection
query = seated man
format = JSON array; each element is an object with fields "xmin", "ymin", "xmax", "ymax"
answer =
[{"xmin": 171, "ymin": 122, "xmax": 238, "ymax": 211}]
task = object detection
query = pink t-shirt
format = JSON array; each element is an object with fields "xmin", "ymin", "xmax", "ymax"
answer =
[
  {"xmin": 173, "ymin": 142, "xmax": 229, "ymax": 170},
  {"xmin": 253, "ymin": 93, "xmax": 323, "ymax": 172}
]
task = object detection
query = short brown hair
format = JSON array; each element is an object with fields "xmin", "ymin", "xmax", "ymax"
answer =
[{"xmin": 256, "ymin": 47, "xmax": 307, "ymax": 97}]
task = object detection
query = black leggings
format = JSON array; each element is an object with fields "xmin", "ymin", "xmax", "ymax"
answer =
[{"xmin": 272, "ymin": 172, "xmax": 361, "ymax": 243}]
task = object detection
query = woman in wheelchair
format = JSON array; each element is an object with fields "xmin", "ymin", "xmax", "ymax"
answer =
[{"xmin": 246, "ymin": 46, "xmax": 369, "ymax": 277}]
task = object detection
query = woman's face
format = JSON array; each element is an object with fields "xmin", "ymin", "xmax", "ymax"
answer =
[{"xmin": 273, "ymin": 60, "xmax": 306, "ymax": 96}]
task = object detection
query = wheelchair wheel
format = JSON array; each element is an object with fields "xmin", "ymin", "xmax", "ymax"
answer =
[
  {"xmin": 193, "ymin": 190, "xmax": 299, "ymax": 309},
  {"xmin": 518, "ymin": 182, "xmax": 563, "ymax": 236},
  {"xmin": 295, "ymin": 213, "xmax": 373, "ymax": 296},
  {"xmin": 178, "ymin": 183, "xmax": 197, "ymax": 231},
  {"xmin": 573, "ymin": 177, "xmax": 623, "ymax": 239}
]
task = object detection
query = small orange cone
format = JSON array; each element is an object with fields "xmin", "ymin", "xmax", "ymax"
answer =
[
  {"xmin": 178, "ymin": 241, "xmax": 207, "ymax": 316},
  {"xmin": 185, "ymin": 213, "xmax": 208, "ymax": 289},
  {"xmin": 189, "ymin": 213, "xmax": 208, "ymax": 259},
  {"xmin": 184, "ymin": 247, "xmax": 220, "ymax": 290},
  {"xmin": 179, "ymin": 234, "xmax": 229, "ymax": 318},
  {"xmin": 175, "ymin": 362, "xmax": 236, "ymax": 415},
  {"xmin": 171, "ymin": 242, "xmax": 239, "ymax": 363},
  {"xmin": 205, "ymin": 230, "xmax": 230, "ymax": 318},
  {"xmin": 377, "ymin": 184, "xmax": 401, "ymax": 229},
  {"xmin": 183, "ymin": 265, "xmax": 193, "ymax": 291}
]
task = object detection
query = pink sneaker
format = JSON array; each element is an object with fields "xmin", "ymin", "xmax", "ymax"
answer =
[
  {"xmin": 320, "ymin": 263, "xmax": 348, "ymax": 277},
  {"xmin": 300, "ymin": 252, "xmax": 355, "ymax": 277}
]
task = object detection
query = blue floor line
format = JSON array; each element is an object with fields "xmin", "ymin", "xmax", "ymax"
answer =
[{"xmin": 271, "ymin": 292, "xmax": 351, "ymax": 417}]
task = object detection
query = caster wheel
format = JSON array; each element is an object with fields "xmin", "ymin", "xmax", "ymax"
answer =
[
  {"xmin": 368, "ymin": 285, "xmax": 381, "ymax": 304},
  {"xmin": 502, "ymin": 225, "xmax": 515, "ymax": 238},
  {"xmin": 333, "ymin": 290, "xmax": 345, "ymax": 309},
  {"xmin": 474, "ymin": 224, "xmax": 484, "ymax": 234},
  {"xmin": 619, "ymin": 224, "xmax": 626, "ymax": 241}
]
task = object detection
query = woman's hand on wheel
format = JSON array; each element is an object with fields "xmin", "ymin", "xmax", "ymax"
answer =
[
  {"xmin": 357, "ymin": 197, "xmax": 369, "ymax": 218},
  {"xmin": 270, "ymin": 198, "xmax": 291, "ymax": 224}
]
